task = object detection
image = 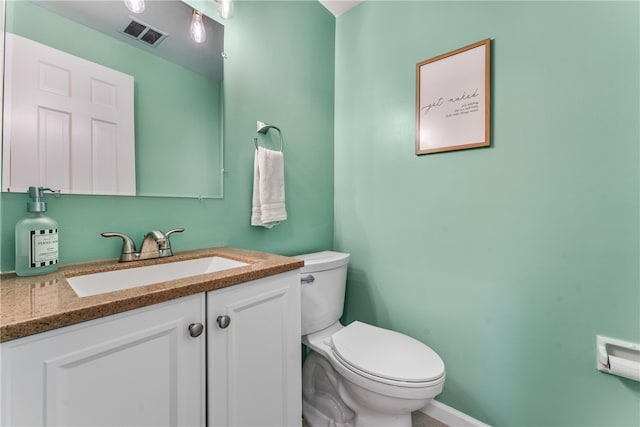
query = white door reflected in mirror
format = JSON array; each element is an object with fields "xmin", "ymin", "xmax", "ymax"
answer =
[{"xmin": 2, "ymin": 33, "xmax": 136, "ymax": 195}]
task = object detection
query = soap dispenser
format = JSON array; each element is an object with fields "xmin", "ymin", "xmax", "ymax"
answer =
[{"xmin": 15, "ymin": 187, "xmax": 60, "ymax": 276}]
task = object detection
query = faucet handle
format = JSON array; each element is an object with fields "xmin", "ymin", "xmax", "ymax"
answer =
[
  {"xmin": 165, "ymin": 228, "xmax": 185, "ymax": 238},
  {"xmin": 158, "ymin": 228, "xmax": 184, "ymax": 257},
  {"xmin": 101, "ymin": 232, "xmax": 137, "ymax": 262}
]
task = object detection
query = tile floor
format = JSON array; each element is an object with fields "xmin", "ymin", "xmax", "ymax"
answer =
[{"xmin": 411, "ymin": 411, "xmax": 448, "ymax": 427}]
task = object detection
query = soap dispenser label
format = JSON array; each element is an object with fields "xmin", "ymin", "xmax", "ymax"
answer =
[{"xmin": 29, "ymin": 229, "xmax": 59, "ymax": 268}]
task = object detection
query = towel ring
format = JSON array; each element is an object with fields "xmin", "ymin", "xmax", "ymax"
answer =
[{"xmin": 255, "ymin": 121, "xmax": 284, "ymax": 152}]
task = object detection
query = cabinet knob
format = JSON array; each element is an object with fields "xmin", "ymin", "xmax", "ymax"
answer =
[
  {"xmin": 217, "ymin": 315, "xmax": 231, "ymax": 329},
  {"xmin": 188, "ymin": 323, "xmax": 204, "ymax": 337}
]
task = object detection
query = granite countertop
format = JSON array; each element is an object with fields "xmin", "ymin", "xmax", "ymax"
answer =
[{"xmin": 0, "ymin": 247, "xmax": 303, "ymax": 343}]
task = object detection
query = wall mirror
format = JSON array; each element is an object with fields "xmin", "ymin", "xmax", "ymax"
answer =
[{"xmin": 2, "ymin": 0, "xmax": 225, "ymax": 198}]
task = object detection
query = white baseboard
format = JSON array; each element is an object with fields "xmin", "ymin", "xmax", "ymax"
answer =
[{"xmin": 420, "ymin": 400, "xmax": 490, "ymax": 427}]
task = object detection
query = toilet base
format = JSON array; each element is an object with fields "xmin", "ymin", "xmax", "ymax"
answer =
[
  {"xmin": 353, "ymin": 412, "xmax": 412, "ymax": 427},
  {"xmin": 302, "ymin": 350, "xmax": 430, "ymax": 427},
  {"xmin": 302, "ymin": 351, "xmax": 355, "ymax": 427},
  {"xmin": 303, "ymin": 399, "xmax": 354, "ymax": 427},
  {"xmin": 303, "ymin": 399, "xmax": 413, "ymax": 427}
]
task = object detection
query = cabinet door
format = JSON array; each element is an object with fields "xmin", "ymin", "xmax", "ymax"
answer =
[
  {"xmin": 1, "ymin": 294, "xmax": 205, "ymax": 427},
  {"xmin": 208, "ymin": 271, "xmax": 301, "ymax": 427}
]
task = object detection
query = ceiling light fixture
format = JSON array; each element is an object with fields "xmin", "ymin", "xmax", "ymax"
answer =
[
  {"xmin": 123, "ymin": 0, "xmax": 145, "ymax": 14},
  {"xmin": 217, "ymin": 0, "xmax": 234, "ymax": 19},
  {"xmin": 190, "ymin": 10, "xmax": 206, "ymax": 44}
]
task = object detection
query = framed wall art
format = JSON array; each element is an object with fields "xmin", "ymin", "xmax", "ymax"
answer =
[{"xmin": 416, "ymin": 39, "xmax": 491, "ymax": 155}]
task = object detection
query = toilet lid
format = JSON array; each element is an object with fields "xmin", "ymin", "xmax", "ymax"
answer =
[{"xmin": 330, "ymin": 321, "xmax": 445, "ymax": 383}]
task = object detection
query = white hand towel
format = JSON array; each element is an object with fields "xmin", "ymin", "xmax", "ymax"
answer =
[{"xmin": 251, "ymin": 147, "xmax": 287, "ymax": 228}]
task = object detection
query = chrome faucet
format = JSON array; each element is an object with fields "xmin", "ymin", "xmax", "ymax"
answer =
[{"xmin": 101, "ymin": 228, "xmax": 185, "ymax": 262}]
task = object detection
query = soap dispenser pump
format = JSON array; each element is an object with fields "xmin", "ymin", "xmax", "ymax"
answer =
[{"xmin": 15, "ymin": 187, "xmax": 60, "ymax": 276}]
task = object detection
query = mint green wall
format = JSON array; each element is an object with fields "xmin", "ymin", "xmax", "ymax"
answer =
[
  {"xmin": 334, "ymin": 1, "xmax": 639, "ymax": 426},
  {"xmin": 1, "ymin": 1, "xmax": 335, "ymax": 270}
]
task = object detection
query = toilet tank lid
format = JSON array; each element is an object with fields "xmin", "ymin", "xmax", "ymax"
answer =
[{"xmin": 294, "ymin": 251, "xmax": 350, "ymax": 273}]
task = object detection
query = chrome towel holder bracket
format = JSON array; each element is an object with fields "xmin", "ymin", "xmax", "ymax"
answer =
[{"xmin": 254, "ymin": 121, "xmax": 284, "ymax": 152}]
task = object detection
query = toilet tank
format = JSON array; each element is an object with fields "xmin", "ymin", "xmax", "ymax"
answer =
[{"xmin": 295, "ymin": 251, "xmax": 350, "ymax": 336}]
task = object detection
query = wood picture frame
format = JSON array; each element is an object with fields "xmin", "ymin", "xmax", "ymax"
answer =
[{"xmin": 416, "ymin": 39, "xmax": 491, "ymax": 155}]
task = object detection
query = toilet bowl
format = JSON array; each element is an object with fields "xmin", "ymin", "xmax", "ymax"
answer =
[{"xmin": 296, "ymin": 251, "xmax": 446, "ymax": 427}]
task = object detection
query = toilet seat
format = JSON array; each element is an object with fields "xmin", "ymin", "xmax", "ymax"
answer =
[{"xmin": 330, "ymin": 321, "xmax": 445, "ymax": 387}]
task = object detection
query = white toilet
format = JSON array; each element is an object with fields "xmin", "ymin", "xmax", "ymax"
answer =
[{"xmin": 296, "ymin": 251, "xmax": 446, "ymax": 427}]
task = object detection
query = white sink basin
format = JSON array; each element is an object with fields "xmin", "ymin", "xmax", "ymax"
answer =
[{"xmin": 66, "ymin": 256, "xmax": 249, "ymax": 297}]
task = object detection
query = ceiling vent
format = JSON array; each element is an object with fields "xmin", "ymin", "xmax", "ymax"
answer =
[{"xmin": 121, "ymin": 17, "xmax": 167, "ymax": 47}]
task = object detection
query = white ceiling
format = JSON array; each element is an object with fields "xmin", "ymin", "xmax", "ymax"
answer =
[{"xmin": 319, "ymin": 0, "xmax": 363, "ymax": 17}]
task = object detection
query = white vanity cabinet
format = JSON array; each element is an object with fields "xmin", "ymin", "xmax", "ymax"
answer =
[
  {"xmin": 208, "ymin": 270, "xmax": 301, "ymax": 427},
  {"xmin": 0, "ymin": 270, "xmax": 302, "ymax": 427},
  {"xmin": 1, "ymin": 294, "xmax": 206, "ymax": 427}
]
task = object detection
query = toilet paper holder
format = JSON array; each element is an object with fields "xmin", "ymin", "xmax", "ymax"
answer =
[{"xmin": 596, "ymin": 335, "xmax": 640, "ymax": 382}]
